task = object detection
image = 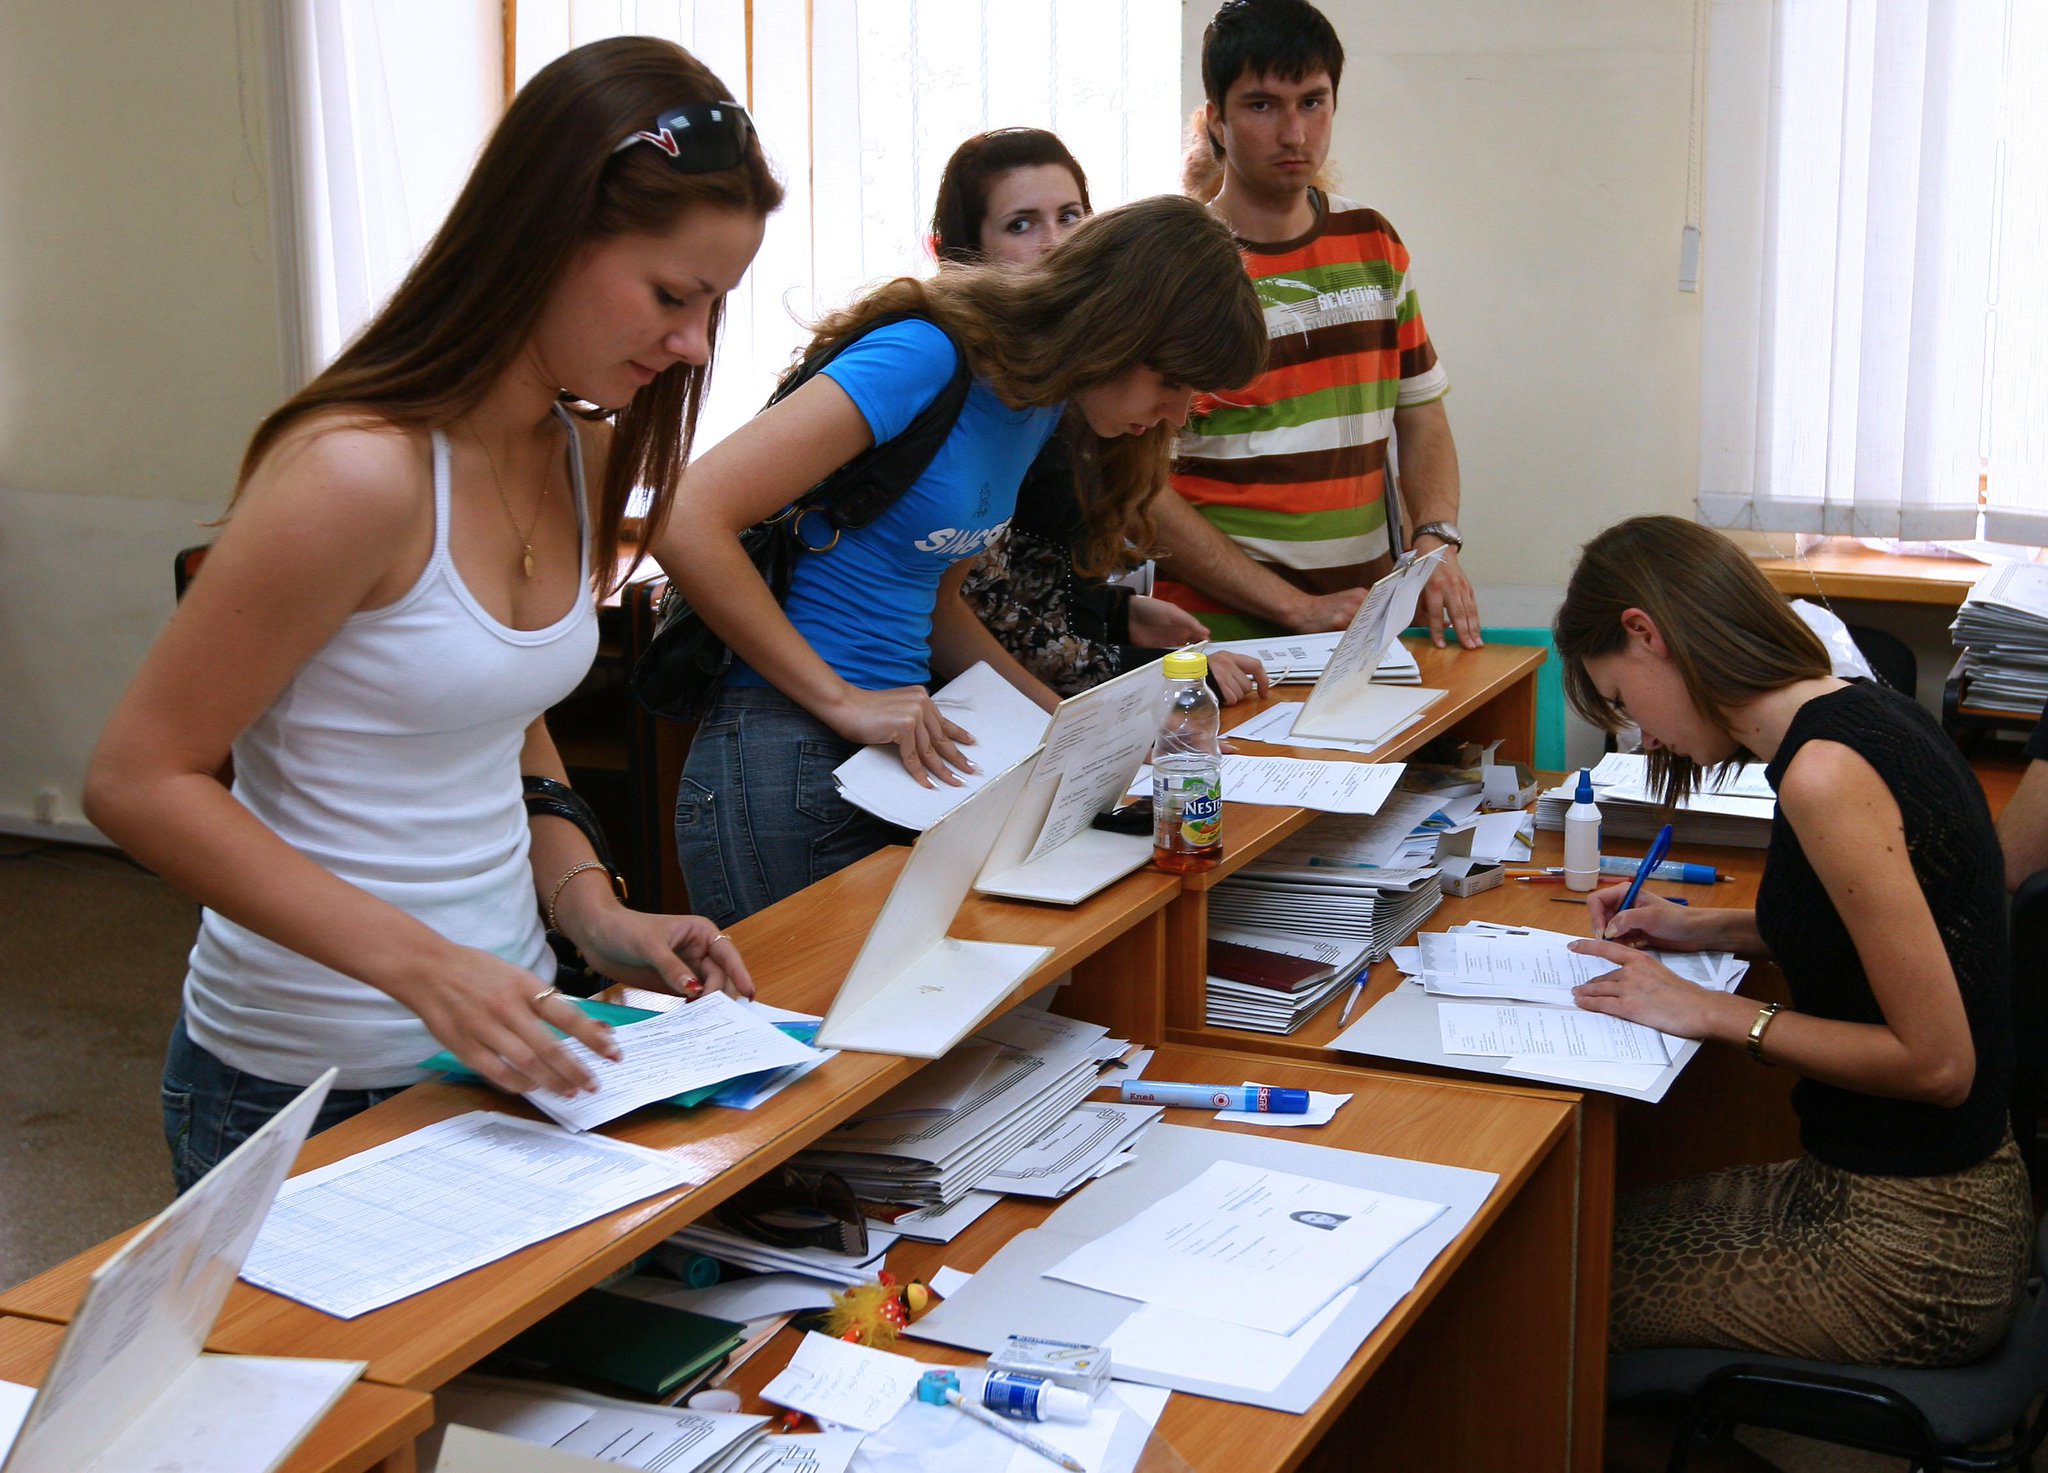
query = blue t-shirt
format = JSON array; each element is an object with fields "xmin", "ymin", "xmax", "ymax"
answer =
[{"xmin": 728, "ymin": 319, "xmax": 1061, "ymax": 692}]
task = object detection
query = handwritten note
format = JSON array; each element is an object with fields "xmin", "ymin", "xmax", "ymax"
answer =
[{"xmin": 759, "ymin": 1332, "xmax": 925, "ymax": 1433}]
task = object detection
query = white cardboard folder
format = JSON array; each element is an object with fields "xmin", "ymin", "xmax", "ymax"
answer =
[
  {"xmin": 1291, "ymin": 551, "xmax": 1448, "ymax": 743},
  {"xmin": 816, "ymin": 759, "xmax": 1055, "ymax": 1057},
  {"xmin": 974, "ymin": 659, "xmax": 1167, "ymax": 906},
  {"xmin": 0, "ymin": 1071, "xmax": 363, "ymax": 1473}
]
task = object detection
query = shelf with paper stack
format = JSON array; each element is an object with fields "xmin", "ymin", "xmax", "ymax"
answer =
[
  {"xmin": 1945, "ymin": 559, "xmax": 2048, "ymax": 744},
  {"xmin": 1535, "ymin": 751, "xmax": 1777, "ymax": 849}
]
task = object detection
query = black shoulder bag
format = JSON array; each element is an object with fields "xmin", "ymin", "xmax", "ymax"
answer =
[{"xmin": 630, "ymin": 314, "xmax": 973, "ymax": 721}]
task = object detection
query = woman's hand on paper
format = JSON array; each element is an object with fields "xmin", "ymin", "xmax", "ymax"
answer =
[
  {"xmin": 827, "ymin": 685, "xmax": 978, "ymax": 787},
  {"xmin": 1207, "ymin": 651, "xmax": 1272, "ymax": 706},
  {"xmin": 401, "ymin": 944, "xmax": 620, "ymax": 1098},
  {"xmin": 1567, "ymin": 940, "xmax": 1728, "ymax": 1040},
  {"xmin": 1585, "ymin": 884, "xmax": 1703, "ymax": 948},
  {"xmin": 569, "ymin": 907, "xmax": 757, "ymax": 1000}
]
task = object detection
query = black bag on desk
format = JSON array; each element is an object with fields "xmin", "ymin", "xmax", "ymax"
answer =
[{"xmin": 630, "ymin": 313, "xmax": 973, "ymax": 721}]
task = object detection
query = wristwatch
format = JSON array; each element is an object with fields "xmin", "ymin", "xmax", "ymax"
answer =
[{"xmin": 1411, "ymin": 520, "xmax": 1463, "ymax": 551}]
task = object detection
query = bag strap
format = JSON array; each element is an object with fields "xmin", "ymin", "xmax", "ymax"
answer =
[{"xmin": 767, "ymin": 311, "xmax": 974, "ymax": 539}]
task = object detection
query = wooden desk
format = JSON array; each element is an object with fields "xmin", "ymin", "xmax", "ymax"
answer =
[
  {"xmin": 0, "ymin": 1316, "xmax": 433, "ymax": 1473},
  {"xmin": 1753, "ymin": 543, "xmax": 1986, "ymax": 607},
  {"xmin": 721, "ymin": 1045, "xmax": 1583, "ymax": 1473},
  {"xmin": 0, "ymin": 851, "xmax": 1178, "ymax": 1393}
]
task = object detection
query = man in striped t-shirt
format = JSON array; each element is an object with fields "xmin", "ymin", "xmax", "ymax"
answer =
[{"xmin": 1153, "ymin": 0, "xmax": 1481, "ymax": 646}]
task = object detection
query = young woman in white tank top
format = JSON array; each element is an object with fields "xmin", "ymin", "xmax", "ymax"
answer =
[{"xmin": 84, "ymin": 38, "xmax": 783, "ymax": 1189}]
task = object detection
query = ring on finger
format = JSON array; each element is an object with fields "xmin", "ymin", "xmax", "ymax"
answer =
[{"xmin": 529, "ymin": 984, "xmax": 562, "ymax": 1010}]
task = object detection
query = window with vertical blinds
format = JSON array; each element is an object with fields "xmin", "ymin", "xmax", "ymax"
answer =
[{"xmin": 1696, "ymin": 0, "xmax": 2046, "ymax": 546}]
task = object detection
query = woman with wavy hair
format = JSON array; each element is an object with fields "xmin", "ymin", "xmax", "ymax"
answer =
[
  {"xmin": 86, "ymin": 37, "xmax": 778, "ymax": 1188},
  {"xmin": 662, "ymin": 193, "xmax": 1266, "ymax": 926},
  {"xmin": 1555, "ymin": 516, "xmax": 2027, "ymax": 1371}
]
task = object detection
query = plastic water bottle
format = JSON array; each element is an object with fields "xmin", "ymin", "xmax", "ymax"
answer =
[
  {"xmin": 1563, "ymin": 767, "xmax": 1602, "ymax": 892},
  {"xmin": 1152, "ymin": 649, "xmax": 1223, "ymax": 873}
]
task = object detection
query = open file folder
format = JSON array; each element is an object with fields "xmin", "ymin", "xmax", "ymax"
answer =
[
  {"xmin": 0, "ymin": 1071, "xmax": 363, "ymax": 1473},
  {"xmin": 1290, "ymin": 549, "xmax": 1448, "ymax": 743},
  {"xmin": 816, "ymin": 759, "xmax": 1055, "ymax": 1058},
  {"xmin": 973, "ymin": 659, "xmax": 1167, "ymax": 905}
]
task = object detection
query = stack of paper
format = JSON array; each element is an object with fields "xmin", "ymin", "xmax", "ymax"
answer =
[
  {"xmin": 434, "ymin": 1374, "xmax": 777, "ymax": 1469},
  {"xmin": 656, "ymin": 1224, "xmax": 900, "ymax": 1290},
  {"xmin": 1389, "ymin": 920, "xmax": 1748, "ymax": 1003},
  {"xmin": 980, "ymin": 1099, "xmax": 1162, "ymax": 1198},
  {"xmin": 1207, "ymin": 867, "xmax": 1443, "ymax": 962},
  {"xmin": 791, "ymin": 1008, "xmax": 1113, "ymax": 1207},
  {"xmin": 1205, "ymin": 633, "xmax": 1420, "ymax": 685},
  {"xmin": 1951, "ymin": 561, "xmax": 2048, "ymax": 715},
  {"xmin": 1203, "ymin": 926, "xmax": 1375, "ymax": 1033},
  {"xmin": 1535, "ymin": 751, "xmax": 1776, "ymax": 848}
]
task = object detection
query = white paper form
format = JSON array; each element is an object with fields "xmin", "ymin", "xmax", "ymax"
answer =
[
  {"xmin": 434, "ymin": 1376, "xmax": 769, "ymax": 1470},
  {"xmin": 712, "ymin": 1001, "xmax": 836, "ymax": 1110},
  {"xmin": 1291, "ymin": 551, "xmax": 1446, "ymax": 741},
  {"xmin": 1206, "ymin": 631, "xmax": 1342, "ymax": 681},
  {"xmin": 531, "ymin": 992, "xmax": 821, "ymax": 1132},
  {"xmin": 1218, "ymin": 756, "xmax": 1404, "ymax": 814},
  {"xmin": 982, "ymin": 1101, "xmax": 1161, "ymax": 1198},
  {"xmin": 1410, "ymin": 928, "xmax": 1743, "ymax": 1003},
  {"xmin": 1, "ymin": 1071, "xmax": 360, "ymax": 1473},
  {"xmin": 1043, "ymin": 1159, "xmax": 1446, "ymax": 1336},
  {"xmin": 1105, "ymin": 1287, "xmax": 1357, "ymax": 1395},
  {"xmin": 1223, "ymin": 700, "xmax": 1434, "ymax": 755},
  {"xmin": 830, "ymin": 662, "xmax": 1050, "ymax": 831},
  {"xmin": 242, "ymin": 1112, "xmax": 696, "ymax": 1319},
  {"xmin": 1436, "ymin": 1002, "xmax": 1670, "ymax": 1065},
  {"xmin": 759, "ymin": 1333, "xmax": 925, "ymax": 1433},
  {"xmin": 1021, "ymin": 665, "xmax": 1167, "ymax": 864}
]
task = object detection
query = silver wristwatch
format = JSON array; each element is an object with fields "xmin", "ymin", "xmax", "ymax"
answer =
[{"xmin": 1411, "ymin": 520, "xmax": 1463, "ymax": 551}]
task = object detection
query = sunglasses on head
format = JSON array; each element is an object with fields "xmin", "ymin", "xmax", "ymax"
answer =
[{"xmin": 611, "ymin": 101, "xmax": 756, "ymax": 173}]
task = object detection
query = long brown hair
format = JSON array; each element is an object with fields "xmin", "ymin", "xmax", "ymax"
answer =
[
  {"xmin": 235, "ymin": 37, "xmax": 783, "ymax": 590},
  {"xmin": 1554, "ymin": 516, "xmax": 1830, "ymax": 803},
  {"xmin": 807, "ymin": 195, "xmax": 1265, "ymax": 575}
]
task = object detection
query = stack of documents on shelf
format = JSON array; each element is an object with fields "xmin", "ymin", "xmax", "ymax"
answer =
[
  {"xmin": 1203, "ymin": 927, "xmax": 1374, "ymax": 1033},
  {"xmin": 1208, "ymin": 866, "xmax": 1443, "ymax": 963},
  {"xmin": 908, "ymin": 1125, "xmax": 1497, "ymax": 1413},
  {"xmin": 792, "ymin": 1008, "xmax": 1113, "ymax": 1207},
  {"xmin": 1535, "ymin": 751, "xmax": 1776, "ymax": 847},
  {"xmin": 980, "ymin": 1098, "xmax": 1162, "ymax": 1198},
  {"xmin": 433, "ymin": 1374, "xmax": 782, "ymax": 1471},
  {"xmin": 1205, "ymin": 632, "xmax": 1420, "ymax": 685},
  {"xmin": 1951, "ymin": 560, "xmax": 2048, "ymax": 715},
  {"xmin": 657, "ymin": 1224, "xmax": 899, "ymax": 1290}
]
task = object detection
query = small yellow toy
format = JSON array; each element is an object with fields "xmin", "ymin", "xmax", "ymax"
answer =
[{"xmin": 823, "ymin": 1272, "xmax": 933, "ymax": 1347}]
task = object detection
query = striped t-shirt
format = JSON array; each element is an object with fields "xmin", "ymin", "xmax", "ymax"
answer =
[{"xmin": 1161, "ymin": 192, "xmax": 1449, "ymax": 637}]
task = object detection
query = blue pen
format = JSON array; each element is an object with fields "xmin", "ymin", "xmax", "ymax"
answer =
[
  {"xmin": 1607, "ymin": 823, "xmax": 1674, "ymax": 937},
  {"xmin": 1120, "ymin": 1081, "xmax": 1310, "ymax": 1113}
]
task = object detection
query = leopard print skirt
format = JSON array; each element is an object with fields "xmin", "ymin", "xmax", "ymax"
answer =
[{"xmin": 1611, "ymin": 1134, "xmax": 2032, "ymax": 1367}]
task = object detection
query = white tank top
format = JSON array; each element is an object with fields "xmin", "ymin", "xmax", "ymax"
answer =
[{"xmin": 184, "ymin": 408, "xmax": 601, "ymax": 1088}]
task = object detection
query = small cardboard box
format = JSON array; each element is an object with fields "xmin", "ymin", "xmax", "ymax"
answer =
[{"xmin": 1435, "ymin": 826, "xmax": 1506, "ymax": 898}]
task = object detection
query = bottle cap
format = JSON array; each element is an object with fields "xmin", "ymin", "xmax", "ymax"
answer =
[
  {"xmin": 1163, "ymin": 649, "xmax": 1208, "ymax": 680},
  {"xmin": 1575, "ymin": 768, "xmax": 1594, "ymax": 804},
  {"xmin": 1267, "ymin": 1087, "xmax": 1313, "ymax": 1112},
  {"xmin": 916, "ymin": 1370, "xmax": 961, "ymax": 1404}
]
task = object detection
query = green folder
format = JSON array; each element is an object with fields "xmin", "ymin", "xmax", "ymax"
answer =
[{"xmin": 497, "ymin": 1288, "xmax": 748, "ymax": 1398}]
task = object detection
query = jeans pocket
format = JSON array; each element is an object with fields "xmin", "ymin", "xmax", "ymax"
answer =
[
  {"xmin": 794, "ymin": 737, "xmax": 858, "ymax": 823},
  {"xmin": 674, "ymin": 775, "xmax": 737, "ymax": 925},
  {"xmin": 160, "ymin": 1078, "xmax": 198, "ymax": 1194}
]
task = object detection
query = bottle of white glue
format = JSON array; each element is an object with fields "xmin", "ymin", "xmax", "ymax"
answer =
[{"xmin": 1563, "ymin": 768, "xmax": 1603, "ymax": 892}]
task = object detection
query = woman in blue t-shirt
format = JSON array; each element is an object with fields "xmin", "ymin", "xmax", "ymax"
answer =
[{"xmin": 659, "ymin": 194, "xmax": 1266, "ymax": 925}]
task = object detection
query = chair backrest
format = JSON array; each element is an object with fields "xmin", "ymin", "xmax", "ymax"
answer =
[{"xmin": 2013, "ymin": 869, "xmax": 2048, "ymax": 1191}]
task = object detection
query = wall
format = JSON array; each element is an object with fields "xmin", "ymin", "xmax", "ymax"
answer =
[
  {"xmin": 1183, "ymin": 0, "xmax": 1704, "ymax": 766},
  {"xmin": 0, "ymin": 1, "xmax": 282, "ymax": 839}
]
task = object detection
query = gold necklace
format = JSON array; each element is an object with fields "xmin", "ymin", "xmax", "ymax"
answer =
[{"xmin": 470, "ymin": 423, "xmax": 550, "ymax": 579}]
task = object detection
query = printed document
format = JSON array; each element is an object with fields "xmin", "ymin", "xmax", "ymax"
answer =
[
  {"xmin": 241, "ymin": 1112, "xmax": 696, "ymax": 1318},
  {"xmin": 1436, "ymin": 1002, "xmax": 1670, "ymax": 1066},
  {"xmin": 530, "ymin": 992, "xmax": 821, "ymax": 1132},
  {"xmin": 832, "ymin": 662, "xmax": 1049, "ymax": 831},
  {"xmin": 1217, "ymin": 756, "xmax": 1404, "ymax": 814},
  {"xmin": 1021, "ymin": 665, "xmax": 1166, "ymax": 864},
  {"xmin": 1223, "ymin": 701, "xmax": 1432, "ymax": 756},
  {"xmin": 1042, "ymin": 1158, "xmax": 1445, "ymax": 1335}
]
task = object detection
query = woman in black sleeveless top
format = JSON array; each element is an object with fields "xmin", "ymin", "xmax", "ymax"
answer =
[{"xmin": 1553, "ymin": 516, "xmax": 2029, "ymax": 1368}]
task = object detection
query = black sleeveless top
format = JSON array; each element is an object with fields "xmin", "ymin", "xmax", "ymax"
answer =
[{"xmin": 1756, "ymin": 680, "xmax": 2010, "ymax": 1176}]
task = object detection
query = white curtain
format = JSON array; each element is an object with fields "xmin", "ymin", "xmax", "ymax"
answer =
[
  {"xmin": 1696, "ymin": 0, "xmax": 2048, "ymax": 544},
  {"xmin": 264, "ymin": 0, "xmax": 499, "ymax": 390}
]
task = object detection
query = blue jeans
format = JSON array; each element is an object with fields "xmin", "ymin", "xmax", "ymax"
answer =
[
  {"xmin": 676, "ymin": 684, "xmax": 913, "ymax": 928},
  {"xmin": 161, "ymin": 1015, "xmax": 408, "ymax": 1194}
]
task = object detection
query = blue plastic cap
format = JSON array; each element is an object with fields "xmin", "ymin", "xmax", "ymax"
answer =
[
  {"xmin": 1575, "ymin": 768, "xmax": 1594, "ymax": 803},
  {"xmin": 917, "ymin": 1370, "xmax": 960, "ymax": 1404},
  {"xmin": 1270, "ymin": 1088, "xmax": 1312, "ymax": 1113}
]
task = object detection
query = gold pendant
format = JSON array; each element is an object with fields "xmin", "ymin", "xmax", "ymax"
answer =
[{"xmin": 522, "ymin": 547, "xmax": 535, "ymax": 579}]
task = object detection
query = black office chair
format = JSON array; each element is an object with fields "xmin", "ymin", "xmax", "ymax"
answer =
[
  {"xmin": 1608, "ymin": 869, "xmax": 2048, "ymax": 1472},
  {"xmin": 1844, "ymin": 622, "xmax": 1917, "ymax": 697}
]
